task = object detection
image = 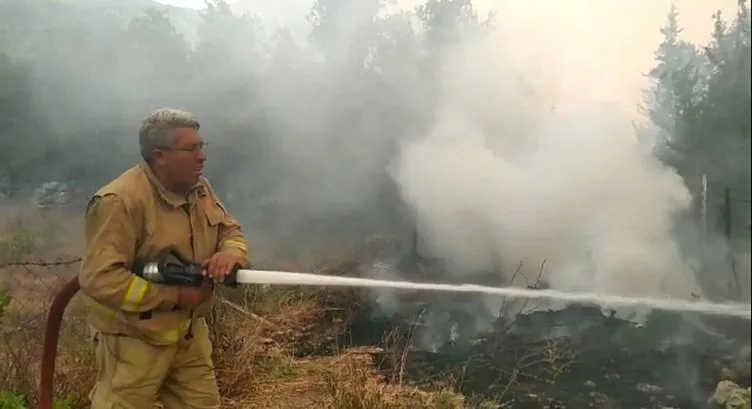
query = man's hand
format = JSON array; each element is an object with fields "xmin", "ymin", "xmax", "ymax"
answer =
[
  {"xmin": 177, "ymin": 282, "xmax": 213, "ymax": 310},
  {"xmin": 201, "ymin": 250, "xmax": 246, "ymax": 283}
]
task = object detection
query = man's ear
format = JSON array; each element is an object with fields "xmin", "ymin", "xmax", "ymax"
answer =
[{"xmin": 151, "ymin": 150, "xmax": 166, "ymax": 163}]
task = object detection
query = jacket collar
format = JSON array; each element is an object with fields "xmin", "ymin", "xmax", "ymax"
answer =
[{"xmin": 139, "ymin": 162, "xmax": 204, "ymax": 208}]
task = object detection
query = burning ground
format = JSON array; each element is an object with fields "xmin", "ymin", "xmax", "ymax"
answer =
[
  {"xmin": 347, "ymin": 302, "xmax": 751, "ymax": 409},
  {"xmin": 326, "ymin": 254, "xmax": 752, "ymax": 409},
  {"xmin": 209, "ymin": 241, "xmax": 751, "ymax": 409},
  {"xmin": 207, "ymin": 247, "xmax": 751, "ymax": 409},
  {"xmin": 214, "ymin": 256, "xmax": 751, "ymax": 409}
]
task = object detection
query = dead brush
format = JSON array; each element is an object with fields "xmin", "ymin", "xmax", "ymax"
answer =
[
  {"xmin": 0, "ymin": 271, "xmax": 92, "ymax": 407},
  {"xmin": 323, "ymin": 367, "xmax": 400, "ymax": 409},
  {"xmin": 322, "ymin": 368, "xmax": 465, "ymax": 409},
  {"xmin": 0, "ymin": 327, "xmax": 37, "ymax": 398},
  {"xmin": 215, "ymin": 261, "xmax": 361, "ymax": 356},
  {"xmin": 209, "ymin": 283, "xmax": 328, "ymax": 398},
  {"xmin": 321, "ymin": 350, "xmax": 465, "ymax": 409},
  {"xmin": 540, "ymin": 337, "xmax": 578, "ymax": 383},
  {"xmin": 211, "ymin": 302, "xmax": 269, "ymax": 398}
]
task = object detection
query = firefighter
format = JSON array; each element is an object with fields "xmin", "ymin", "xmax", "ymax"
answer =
[{"xmin": 78, "ymin": 108, "xmax": 249, "ymax": 409}]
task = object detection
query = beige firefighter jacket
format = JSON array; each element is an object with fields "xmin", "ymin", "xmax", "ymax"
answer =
[{"xmin": 78, "ymin": 163, "xmax": 248, "ymax": 345}]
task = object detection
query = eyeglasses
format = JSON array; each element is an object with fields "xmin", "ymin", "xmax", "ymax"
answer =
[{"xmin": 167, "ymin": 141, "xmax": 208, "ymax": 154}]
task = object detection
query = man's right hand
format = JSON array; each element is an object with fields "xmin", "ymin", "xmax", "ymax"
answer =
[{"xmin": 176, "ymin": 282, "xmax": 213, "ymax": 310}]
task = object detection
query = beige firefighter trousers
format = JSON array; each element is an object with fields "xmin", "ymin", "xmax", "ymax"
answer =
[{"xmin": 88, "ymin": 318, "xmax": 220, "ymax": 409}]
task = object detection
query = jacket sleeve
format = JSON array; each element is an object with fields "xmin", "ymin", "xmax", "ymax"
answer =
[
  {"xmin": 216, "ymin": 201, "xmax": 249, "ymax": 264},
  {"xmin": 205, "ymin": 184, "xmax": 250, "ymax": 265},
  {"xmin": 78, "ymin": 193, "xmax": 180, "ymax": 313}
]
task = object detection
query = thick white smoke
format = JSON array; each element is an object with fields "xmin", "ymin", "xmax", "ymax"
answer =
[{"xmin": 389, "ymin": 35, "xmax": 702, "ymax": 319}]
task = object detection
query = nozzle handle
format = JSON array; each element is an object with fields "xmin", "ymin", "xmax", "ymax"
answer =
[
  {"xmin": 133, "ymin": 247, "xmax": 203, "ymax": 286},
  {"xmin": 224, "ymin": 265, "xmax": 240, "ymax": 288},
  {"xmin": 133, "ymin": 246, "xmax": 242, "ymax": 288}
]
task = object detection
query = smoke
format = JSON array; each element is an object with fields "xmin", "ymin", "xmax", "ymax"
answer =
[
  {"xmin": 2, "ymin": 0, "xmax": 743, "ymax": 313},
  {"xmin": 388, "ymin": 32, "xmax": 703, "ymax": 320},
  {"xmin": 3, "ymin": 5, "xmax": 749, "ymax": 403}
]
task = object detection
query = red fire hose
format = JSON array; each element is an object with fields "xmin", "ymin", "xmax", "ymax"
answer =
[{"xmin": 37, "ymin": 277, "xmax": 80, "ymax": 409}]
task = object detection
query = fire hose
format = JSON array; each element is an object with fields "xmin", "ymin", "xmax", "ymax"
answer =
[
  {"xmin": 37, "ymin": 248, "xmax": 241, "ymax": 409},
  {"xmin": 37, "ymin": 248, "xmax": 752, "ymax": 408},
  {"xmin": 38, "ymin": 276, "xmax": 79, "ymax": 409}
]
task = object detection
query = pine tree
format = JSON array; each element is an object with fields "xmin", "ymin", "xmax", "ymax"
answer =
[
  {"xmin": 697, "ymin": 1, "xmax": 751, "ymax": 232},
  {"xmin": 640, "ymin": 3, "xmax": 705, "ymax": 160}
]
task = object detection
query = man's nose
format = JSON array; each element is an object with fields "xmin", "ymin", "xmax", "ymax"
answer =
[{"xmin": 196, "ymin": 149, "xmax": 207, "ymax": 162}]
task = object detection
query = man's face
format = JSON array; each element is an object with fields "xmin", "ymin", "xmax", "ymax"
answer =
[{"xmin": 152, "ymin": 127, "xmax": 207, "ymax": 191}]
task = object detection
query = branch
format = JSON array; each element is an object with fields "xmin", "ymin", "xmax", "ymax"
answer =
[{"xmin": 217, "ymin": 296, "xmax": 277, "ymax": 329}]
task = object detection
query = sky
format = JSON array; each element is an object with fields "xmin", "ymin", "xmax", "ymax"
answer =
[
  {"xmin": 470, "ymin": 0, "xmax": 739, "ymax": 117},
  {"xmin": 156, "ymin": 0, "xmax": 739, "ymax": 118},
  {"xmin": 157, "ymin": 0, "xmax": 214, "ymax": 8}
]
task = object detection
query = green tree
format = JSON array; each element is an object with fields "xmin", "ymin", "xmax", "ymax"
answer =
[
  {"xmin": 642, "ymin": 2, "xmax": 751, "ymax": 299},
  {"xmin": 640, "ymin": 3, "xmax": 706, "ymax": 173},
  {"xmin": 416, "ymin": 0, "xmax": 494, "ymax": 54},
  {"xmin": 697, "ymin": 2, "xmax": 751, "ymax": 232},
  {"xmin": 641, "ymin": 2, "xmax": 750, "ymax": 230}
]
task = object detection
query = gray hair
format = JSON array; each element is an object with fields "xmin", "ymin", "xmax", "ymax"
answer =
[{"xmin": 138, "ymin": 108, "xmax": 200, "ymax": 161}]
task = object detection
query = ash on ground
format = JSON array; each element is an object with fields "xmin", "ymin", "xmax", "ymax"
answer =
[{"xmin": 345, "ymin": 259, "xmax": 751, "ymax": 409}]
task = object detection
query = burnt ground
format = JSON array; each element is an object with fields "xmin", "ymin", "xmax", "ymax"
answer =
[
  {"xmin": 276, "ymin": 254, "xmax": 751, "ymax": 408},
  {"xmin": 340, "ymin": 299, "xmax": 751, "ymax": 409}
]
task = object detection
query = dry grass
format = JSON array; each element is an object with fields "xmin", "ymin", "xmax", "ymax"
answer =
[{"xmin": 0, "ymin": 210, "xmax": 474, "ymax": 409}]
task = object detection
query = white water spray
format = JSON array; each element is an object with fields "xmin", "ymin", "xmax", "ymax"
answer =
[{"xmin": 236, "ymin": 269, "xmax": 752, "ymax": 319}]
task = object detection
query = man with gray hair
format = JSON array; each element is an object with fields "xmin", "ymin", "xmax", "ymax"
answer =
[{"xmin": 78, "ymin": 108, "xmax": 250, "ymax": 409}]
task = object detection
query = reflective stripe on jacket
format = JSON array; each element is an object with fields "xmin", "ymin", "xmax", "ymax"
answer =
[{"xmin": 78, "ymin": 163, "xmax": 249, "ymax": 345}]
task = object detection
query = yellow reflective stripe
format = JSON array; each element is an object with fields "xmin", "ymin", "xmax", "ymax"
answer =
[
  {"xmin": 151, "ymin": 320, "xmax": 192, "ymax": 345},
  {"xmin": 89, "ymin": 300, "xmax": 192, "ymax": 346},
  {"xmin": 222, "ymin": 239, "xmax": 247, "ymax": 252},
  {"xmin": 90, "ymin": 299, "xmax": 117, "ymax": 317},
  {"xmin": 121, "ymin": 276, "xmax": 150, "ymax": 312}
]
